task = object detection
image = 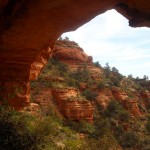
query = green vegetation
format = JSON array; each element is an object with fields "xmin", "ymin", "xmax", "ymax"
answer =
[
  {"xmin": 104, "ymin": 100, "xmax": 130, "ymax": 121},
  {"xmin": 1, "ymin": 47, "xmax": 150, "ymax": 150},
  {"xmin": 103, "ymin": 63, "xmax": 123, "ymax": 87},
  {"xmin": 0, "ymin": 105, "xmax": 85, "ymax": 150},
  {"xmin": 29, "ymin": 58, "xmax": 150, "ymax": 149},
  {"xmin": 146, "ymin": 119, "xmax": 150, "ymax": 133},
  {"xmin": 82, "ymin": 89, "xmax": 98, "ymax": 101}
]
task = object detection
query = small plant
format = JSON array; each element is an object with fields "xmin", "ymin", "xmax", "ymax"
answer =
[
  {"xmin": 118, "ymin": 109, "xmax": 130, "ymax": 121},
  {"xmin": 82, "ymin": 89, "xmax": 97, "ymax": 101},
  {"xmin": 97, "ymin": 81, "xmax": 105, "ymax": 90},
  {"xmin": 146, "ymin": 120, "xmax": 150, "ymax": 133},
  {"xmin": 120, "ymin": 131, "xmax": 140, "ymax": 148},
  {"xmin": 104, "ymin": 100, "xmax": 122, "ymax": 118},
  {"xmin": 94, "ymin": 61, "xmax": 101, "ymax": 68}
]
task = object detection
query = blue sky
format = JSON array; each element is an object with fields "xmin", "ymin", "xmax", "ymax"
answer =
[{"xmin": 62, "ymin": 9, "xmax": 150, "ymax": 78}]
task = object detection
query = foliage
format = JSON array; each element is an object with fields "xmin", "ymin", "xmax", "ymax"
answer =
[
  {"xmin": 146, "ymin": 119, "xmax": 150, "ymax": 133},
  {"xmin": 94, "ymin": 118, "xmax": 111, "ymax": 137},
  {"xmin": 94, "ymin": 61, "xmax": 101, "ymax": 68},
  {"xmin": 103, "ymin": 63, "xmax": 123, "ymax": 87},
  {"xmin": 118, "ymin": 109, "xmax": 130, "ymax": 121},
  {"xmin": 111, "ymin": 67, "xmax": 118, "ymax": 73},
  {"xmin": 28, "ymin": 56, "xmax": 150, "ymax": 150},
  {"xmin": 97, "ymin": 81, "xmax": 105, "ymax": 90},
  {"xmin": 104, "ymin": 100, "xmax": 130, "ymax": 121},
  {"xmin": 65, "ymin": 120, "xmax": 95, "ymax": 135},
  {"xmin": 104, "ymin": 100, "xmax": 122, "ymax": 117},
  {"xmin": 0, "ymin": 105, "xmax": 86, "ymax": 150},
  {"xmin": 70, "ymin": 63, "xmax": 91, "ymax": 83},
  {"xmin": 83, "ymin": 132, "xmax": 119, "ymax": 150},
  {"xmin": 103, "ymin": 62, "xmax": 111, "ymax": 78},
  {"xmin": 0, "ymin": 107, "xmax": 39, "ymax": 150},
  {"xmin": 82, "ymin": 89, "xmax": 98, "ymax": 101},
  {"xmin": 120, "ymin": 131, "xmax": 140, "ymax": 148}
]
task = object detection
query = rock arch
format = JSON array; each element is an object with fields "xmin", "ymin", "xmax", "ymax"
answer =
[{"xmin": 0, "ymin": 0, "xmax": 150, "ymax": 109}]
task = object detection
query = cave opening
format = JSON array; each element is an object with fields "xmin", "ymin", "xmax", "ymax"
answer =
[{"xmin": 62, "ymin": 9, "xmax": 150, "ymax": 79}]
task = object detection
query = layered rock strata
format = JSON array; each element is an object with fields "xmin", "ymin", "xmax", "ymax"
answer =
[
  {"xmin": 112, "ymin": 87, "xmax": 142, "ymax": 116},
  {"xmin": 53, "ymin": 40, "xmax": 93, "ymax": 65},
  {"xmin": 51, "ymin": 87, "xmax": 93, "ymax": 123}
]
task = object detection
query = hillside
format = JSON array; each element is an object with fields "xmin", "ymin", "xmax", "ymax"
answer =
[
  {"xmin": 30, "ymin": 39, "xmax": 150, "ymax": 149},
  {"xmin": 1, "ymin": 39, "xmax": 150, "ymax": 150}
]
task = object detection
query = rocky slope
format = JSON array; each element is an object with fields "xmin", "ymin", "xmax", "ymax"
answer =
[
  {"xmin": 30, "ymin": 39, "xmax": 150, "ymax": 118},
  {"xmin": 28, "ymin": 39, "xmax": 150, "ymax": 149},
  {"xmin": 53, "ymin": 40, "xmax": 150, "ymax": 117}
]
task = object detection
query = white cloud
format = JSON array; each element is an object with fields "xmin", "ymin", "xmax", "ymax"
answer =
[{"xmin": 62, "ymin": 9, "xmax": 150, "ymax": 78}]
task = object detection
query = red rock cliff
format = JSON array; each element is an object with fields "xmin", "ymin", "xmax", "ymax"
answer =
[
  {"xmin": 51, "ymin": 87, "xmax": 93, "ymax": 123},
  {"xmin": 53, "ymin": 40, "xmax": 93, "ymax": 65},
  {"xmin": 112, "ymin": 87, "xmax": 142, "ymax": 116}
]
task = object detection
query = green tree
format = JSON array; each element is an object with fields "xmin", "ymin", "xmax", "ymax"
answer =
[
  {"xmin": 104, "ymin": 63, "xmax": 111, "ymax": 78},
  {"xmin": 120, "ymin": 131, "xmax": 140, "ymax": 148},
  {"xmin": 82, "ymin": 89, "xmax": 97, "ymax": 101},
  {"xmin": 111, "ymin": 67, "xmax": 118, "ymax": 73},
  {"xmin": 143, "ymin": 75, "xmax": 148, "ymax": 80},
  {"xmin": 94, "ymin": 61, "xmax": 101, "ymax": 68},
  {"xmin": 146, "ymin": 120, "xmax": 150, "ymax": 133},
  {"xmin": 128, "ymin": 74, "xmax": 133, "ymax": 79}
]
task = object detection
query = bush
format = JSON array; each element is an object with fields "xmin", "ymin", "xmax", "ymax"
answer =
[
  {"xmin": 146, "ymin": 120, "xmax": 150, "ymax": 133},
  {"xmin": 0, "ymin": 107, "xmax": 38, "ymax": 150},
  {"xmin": 65, "ymin": 120, "xmax": 95, "ymax": 135},
  {"xmin": 120, "ymin": 131, "xmax": 140, "ymax": 148},
  {"xmin": 94, "ymin": 61, "xmax": 101, "ymax": 68},
  {"xmin": 118, "ymin": 110, "xmax": 130, "ymax": 121},
  {"xmin": 0, "ymin": 106, "xmax": 61, "ymax": 150},
  {"xmin": 104, "ymin": 100, "xmax": 122, "ymax": 118},
  {"xmin": 94, "ymin": 118, "xmax": 111, "ymax": 137},
  {"xmin": 83, "ymin": 132, "xmax": 119, "ymax": 150},
  {"xmin": 97, "ymin": 81, "xmax": 105, "ymax": 90},
  {"xmin": 82, "ymin": 89, "xmax": 98, "ymax": 101}
]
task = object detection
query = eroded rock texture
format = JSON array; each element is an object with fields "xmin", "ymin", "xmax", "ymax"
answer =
[
  {"xmin": 52, "ymin": 87, "xmax": 93, "ymax": 122},
  {"xmin": 0, "ymin": 0, "xmax": 150, "ymax": 109},
  {"xmin": 53, "ymin": 40, "xmax": 93, "ymax": 65},
  {"xmin": 111, "ymin": 87, "xmax": 142, "ymax": 116}
]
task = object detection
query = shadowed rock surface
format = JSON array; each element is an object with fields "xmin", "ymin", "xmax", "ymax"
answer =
[{"xmin": 0, "ymin": 0, "xmax": 150, "ymax": 109}]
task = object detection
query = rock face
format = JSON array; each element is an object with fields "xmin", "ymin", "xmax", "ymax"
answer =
[
  {"xmin": 0, "ymin": 0, "xmax": 150, "ymax": 109},
  {"xmin": 96, "ymin": 88, "xmax": 114, "ymax": 109},
  {"xmin": 53, "ymin": 40, "xmax": 93, "ymax": 69},
  {"xmin": 0, "ymin": 81, "xmax": 30, "ymax": 110},
  {"xmin": 51, "ymin": 87, "xmax": 93, "ymax": 123},
  {"xmin": 112, "ymin": 87, "xmax": 142, "ymax": 116},
  {"xmin": 53, "ymin": 40, "xmax": 103, "ymax": 76}
]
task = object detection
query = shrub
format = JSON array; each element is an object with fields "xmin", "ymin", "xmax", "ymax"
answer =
[
  {"xmin": 94, "ymin": 61, "xmax": 101, "ymax": 68},
  {"xmin": 0, "ymin": 106, "xmax": 61, "ymax": 150},
  {"xmin": 146, "ymin": 120, "xmax": 150, "ymax": 133},
  {"xmin": 140, "ymin": 137, "xmax": 150, "ymax": 150},
  {"xmin": 94, "ymin": 118, "xmax": 111, "ymax": 137},
  {"xmin": 83, "ymin": 132, "xmax": 119, "ymax": 150},
  {"xmin": 104, "ymin": 100, "xmax": 122, "ymax": 118},
  {"xmin": 65, "ymin": 120, "xmax": 95, "ymax": 135},
  {"xmin": 97, "ymin": 81, "xmax": 105, "ymax": 90},
  {"xmin": 118, "ymin": 110, "xmax": 130, "ymax": 121},
  {"xmin": 0, "ymin": 107, "xmax": 38, "ymax": 150},
  {"xmin": 120, "ymin": 131, "xmax": 140, "ymax": 148},
  {"xmin": 70, "ymin": 63, "xmax": 91, "ymax": 83},
  {"xmin": 82, "ymin": 89, "xmax": 98, "ymax": 101}
]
